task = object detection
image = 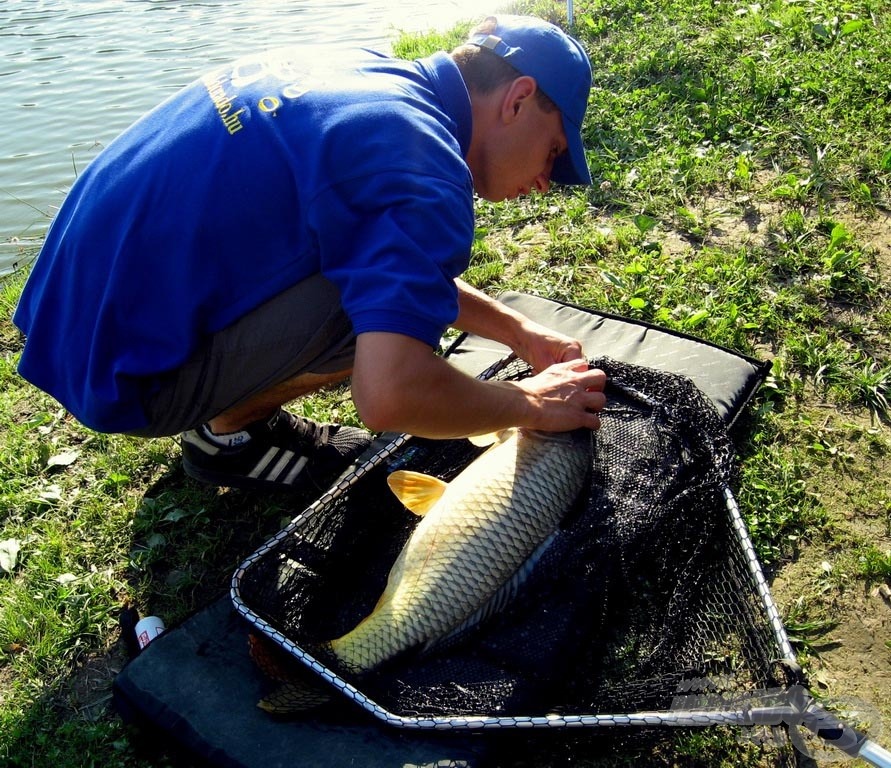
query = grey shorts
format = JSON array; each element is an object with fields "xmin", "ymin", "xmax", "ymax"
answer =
[{"xmin": 130, "ymin": 273, "xmax": 356, "ymax": 437}]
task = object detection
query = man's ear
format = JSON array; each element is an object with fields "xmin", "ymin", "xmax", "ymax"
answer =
[{"xmin": 500, "ymin": 76, "xmax": 538, "ymax": 123}]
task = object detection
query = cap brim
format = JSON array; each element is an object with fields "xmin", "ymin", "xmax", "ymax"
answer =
[{"xmin": 551, "ymin": 115, "xmax": 591, "ymax": 186}]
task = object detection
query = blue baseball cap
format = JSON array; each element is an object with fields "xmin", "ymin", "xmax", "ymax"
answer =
[{"xmin": 468, "ymin": 15, "xmax": 592, "ymax": 186}]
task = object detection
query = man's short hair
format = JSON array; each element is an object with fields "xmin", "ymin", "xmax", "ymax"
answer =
[{"xmin": 451, "ymin": 17, "xmax": 557, "ymax": 113}]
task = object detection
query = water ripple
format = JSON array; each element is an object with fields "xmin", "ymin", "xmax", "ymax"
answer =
[{"xmin": 0, "ymin": 0, "xmax": 492, "ymax": 271}]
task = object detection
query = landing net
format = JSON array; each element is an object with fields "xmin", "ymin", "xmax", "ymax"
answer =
[{"xmin": 232, "ymin": 357, "xmax": 800, "ymax": 759}]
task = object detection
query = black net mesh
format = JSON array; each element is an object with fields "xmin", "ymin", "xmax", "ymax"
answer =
[{"xmin": 234, "ymin": 358, "xmax": 798, "ymax": 761}]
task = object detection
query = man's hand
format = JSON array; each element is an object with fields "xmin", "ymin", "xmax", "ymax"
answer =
[
  {"xmin": 513, "ymin": 359, "xmax": 606, "ymax": 431},
  {"xmin": 509, "ymin": 316, "xmax": 585, "ymax": 372},
  {"xmin": 452, "ymin": 279, "xmax": 587, "ymax": 371}
]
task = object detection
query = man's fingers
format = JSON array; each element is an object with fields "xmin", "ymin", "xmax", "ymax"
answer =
[
  {"xmin": 567, "ymin": 363, "xmax": 606, "ymax": 393},
  {"xmin": 583, "ymin": 367, "xmax": 607, "ymax": 391},
  {"xmin": 584, "ymin": 389, "xmax": 607, "ymax": 412},
  {"xmin": 585, "ymin": 412, "xmax": 602, "ymax": 430}
]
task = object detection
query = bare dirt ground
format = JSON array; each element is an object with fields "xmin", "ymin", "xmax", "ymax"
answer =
[{"xmin": 709, "ymin": 198, "xmax": 891, "ymax": 765}]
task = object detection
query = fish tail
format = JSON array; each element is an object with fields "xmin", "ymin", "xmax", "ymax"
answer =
[
  {"xmin": 257, "ymin": 681, "xmax": 331, "ymax": 715},
  {"xmin": 327, "ymin": 632, "xmax": 373, "ymax": 674}
]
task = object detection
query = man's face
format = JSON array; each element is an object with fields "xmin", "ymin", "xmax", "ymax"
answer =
[{"xmin": 472, "ymin": 85, "xmax": 568, "ymax": 203}]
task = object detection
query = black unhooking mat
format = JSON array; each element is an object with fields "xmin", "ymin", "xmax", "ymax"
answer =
[{"xmin": 112, "ymin": 292, "xmax": 772, "ymax": 767}]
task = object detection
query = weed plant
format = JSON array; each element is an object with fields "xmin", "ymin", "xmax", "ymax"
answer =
[{"xmin": 1, "ymin": 0, "xmax": 890, "ymax": 765}]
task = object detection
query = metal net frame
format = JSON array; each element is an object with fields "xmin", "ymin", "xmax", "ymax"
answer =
[{"xmin": 230, "ymin": 357, "xmax": 890, "ymax": 766}]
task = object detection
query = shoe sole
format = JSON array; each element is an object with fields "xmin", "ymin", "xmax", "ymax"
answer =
[
  {"xmin": 182, "ymin": 454, "xmax": 359, "ymax": 493},
  {"xmin": 182, "ymin": 457, "xmax": 285, "ymax": 490}
]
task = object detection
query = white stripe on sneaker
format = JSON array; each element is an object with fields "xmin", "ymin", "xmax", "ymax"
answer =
[
  {"xmin": 282, "ymin": 456, "xmax": 310, "ymax": 485},
  {"xmin": 248, "ymin": 447, "xmax": 280, "ymax": 479},
  {"xmin": 246, "ymin": 447, "xmax": 310, "ymax": 485},
  {"xmin": 266, "ymin": 450, "xmax": 296, "ymax": 483}
]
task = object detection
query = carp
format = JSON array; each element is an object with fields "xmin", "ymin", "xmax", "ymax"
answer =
[{"xmin": 327, "ymin": 426, "xmax": 591, "ymax": 673}]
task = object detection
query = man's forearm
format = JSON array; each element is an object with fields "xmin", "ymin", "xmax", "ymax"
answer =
[
  {"xmin": 453, "ymin": 279, "xmax": 528, "ymax": 351},
  {"xmin": 352, "ymin": 330, "xmax": 530, "ymax": 437},
  {"xmin": 453, "ymin": 279, "xmax": 585, "ymax": 372},
  {"xmin": 352, "ymin": 331, "xmax": 604, "ymax": 438}
]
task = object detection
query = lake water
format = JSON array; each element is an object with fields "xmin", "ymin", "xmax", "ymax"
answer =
[{"xmin": 0, "ymin": 0, "xmax": 496, "ymax": 275}]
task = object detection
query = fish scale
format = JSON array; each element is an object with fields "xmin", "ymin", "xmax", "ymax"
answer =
[{"xmin": 327, "ymin": 427, "xmax": 590, "ymax": 673}]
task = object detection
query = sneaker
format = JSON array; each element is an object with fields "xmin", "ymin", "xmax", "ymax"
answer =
[{"xmin": 181, "ymin": 409, "xmax": 372, "ymax": 491}]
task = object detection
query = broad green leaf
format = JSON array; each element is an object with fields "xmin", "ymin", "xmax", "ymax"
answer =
[
  {"xmin": 600, "ymin": 270, "xmax": 626, "ymax": 288},
  {"xmin": 840, "ymin": 19, "xmax": 866, "ymax": 35},
  {"xmin": 632, "ymin": 214, "xmax": 657, "ymax": 234},
  {"xmin": 686, "ymin": 309, "xmax": 710, "ymax": 328},
  {"xmin": 828, "ymin": 224, "xmax": 850, "ymax": 251}
]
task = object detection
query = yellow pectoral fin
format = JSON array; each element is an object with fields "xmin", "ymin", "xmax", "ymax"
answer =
[{"xmin": 387, "ymin": 470, "xmax": 448, "ymax": 516}]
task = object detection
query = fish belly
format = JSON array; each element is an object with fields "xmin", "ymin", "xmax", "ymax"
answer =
[{"xmin": 329, "ymin": 430, "xmax": 589, "ymax": 672}]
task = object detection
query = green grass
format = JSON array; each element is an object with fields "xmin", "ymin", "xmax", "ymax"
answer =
[{"xmin": 2, "ymin": 0, "xmax": 890, "ymax": 765}]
